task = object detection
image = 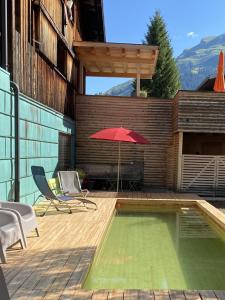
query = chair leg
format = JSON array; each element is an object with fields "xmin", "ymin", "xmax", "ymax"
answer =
[
  {"xmin": 0, "ymin": 247, "xmax": 7, "ymax": 264},
  {"xmin": 19, "ymin": 239, "xmax": 25, "ymax": 249},
  {"xmin": 40, "ymin": 200, "xmax": 53, "ymax": 217},
  {"xmin": 35, "ymin": 227, "xmax": 40, "ymax": 237}
]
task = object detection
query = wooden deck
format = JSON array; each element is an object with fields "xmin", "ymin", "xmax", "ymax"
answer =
[{"xmin": 1, "ymin": 192, "xmax": 225, "ymax": 300}]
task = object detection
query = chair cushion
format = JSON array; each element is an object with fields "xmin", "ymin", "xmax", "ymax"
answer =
[{"xmin": 57, "ymin": 195, "xmax": 75, "ymax": 201}]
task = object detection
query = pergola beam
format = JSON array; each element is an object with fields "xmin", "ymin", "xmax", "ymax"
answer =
[
  {"xmin": 76, "ymin": 53, "xmax": 156, "ymax": 65},
  {"xmin": 74, "ymin": 41, "xmax": 159, "ymax": 79}
]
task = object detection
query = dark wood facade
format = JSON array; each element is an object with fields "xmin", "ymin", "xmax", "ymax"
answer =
[{"xmin": 6, "ymin": 0, "xmax": 105, "ymax": 118}]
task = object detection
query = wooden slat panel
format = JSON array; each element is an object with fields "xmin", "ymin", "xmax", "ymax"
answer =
[
  {"xmin": 39, "ymin": 12, "xmax": 57, "ymax": 64},
  {"xmin": 181, "ymin": 155, "xmax": 225, "ymax": 196},
  {"xmin": 76, "ymin": 95, "xmax": 173, "ymax": 188},
  {"xmin": 174, "ymin": 91, "xmax": 225, "ymax": 133},
  {"xmin": 41, "ymin": 0, "xmax": 62, "ymax": 32}
]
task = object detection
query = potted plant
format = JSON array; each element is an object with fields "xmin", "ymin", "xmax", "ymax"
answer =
[{"xmin": 76, "ymin": 169, "xmax": 86, "ymax": 185}]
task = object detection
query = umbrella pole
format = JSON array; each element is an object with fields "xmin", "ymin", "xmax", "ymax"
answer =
[{"xmin": 117, "ymin": 142, "xmax": 121, "ymax": 193}]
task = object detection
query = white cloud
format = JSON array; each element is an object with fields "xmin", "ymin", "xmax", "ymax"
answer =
[{"xmin": 187, "ymin": 32, "xmax": 198, "ymax": 38}]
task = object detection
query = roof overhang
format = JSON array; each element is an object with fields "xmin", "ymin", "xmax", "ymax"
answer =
[
  {"xmin": 77, "ymin": 0, "xmax": 105, "ymax": 42},
  {"xmin": 198, "ymin": 75, "xmax": 225, "ymax": 91},
  {"xmin": 74, "ymin": 41, "xmax": 159, "ymax": 79}
]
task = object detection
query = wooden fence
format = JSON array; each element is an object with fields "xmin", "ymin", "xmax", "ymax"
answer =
[
  {"xmin": 76, "ymin": 95, "xmax": 173, "ymax": 188},
  {"xmin": 181, "ymin": 155, "xmax": 225, "ymax": 196}
]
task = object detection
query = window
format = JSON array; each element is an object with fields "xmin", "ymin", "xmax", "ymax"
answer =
[
  {"xmin": 33, "ymin": 7, "xmax": 40, "ymax": 49},
  {"xmin": 15, "ymin": 0, "xmax": 21, "ymax": 32},
  {"xmin": 59, "ymin": 133, "xmax": 72, "ymax": 170},
  {"xmin": 57, "ymin": 39, "xmax": 67, "ymax": 77}
]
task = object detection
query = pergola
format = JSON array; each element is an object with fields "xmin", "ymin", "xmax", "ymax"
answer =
[{"xmin": 74, "ymin": 41, "xmax": 159, "ymax": 96}]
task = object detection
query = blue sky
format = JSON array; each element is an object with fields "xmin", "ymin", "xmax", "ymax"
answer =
[{"xmin": 86, "ymin": 0, "xmax": 225, "ymax": 94}]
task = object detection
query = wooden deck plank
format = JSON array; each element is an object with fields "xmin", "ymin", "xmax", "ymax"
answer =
[
  {"xmin": 169, "ymin": 290, "xmax": 185, "ymax": 299},
  {"xmin": 138, "ymin": 290, "xmax": 154, "ymax": 299},
  {"xmin": 107, "ymin": 290, "xmax": 124, "ymax": 300},
  {"xmin": 199, "ymin": 290, "xmax": 218, "ymax": 300},
  {"xmin": 213, "ymin": 291, "xmax": 225, "ymax": 300},
  {"xmin": 92, "ymin": 290, "xmax": 109, "ymax": 300},
  {"xmin": 184, "ymin": 291, "xmax": 201, "ymax": 300},
  {"xmin": 124, "ymin": 289, "xmax": 139, "ymax": 300},
  {"xmin": 154, "ymin": 290, "xmax": 170, "ymax": 300}
]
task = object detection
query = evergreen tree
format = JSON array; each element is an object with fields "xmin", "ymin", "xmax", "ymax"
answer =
[{"xmin": 135, "ymin": 11, "xmax": 180, "ymax": 99}]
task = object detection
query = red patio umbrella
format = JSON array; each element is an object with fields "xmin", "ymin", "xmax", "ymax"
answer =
[
  {"xmin": 90, "ymin": 127, "xmax": 150, "ymax": 192},
  {"xmin": 214, "ymin": 51, "xmax": 225, "ymax": 92}
]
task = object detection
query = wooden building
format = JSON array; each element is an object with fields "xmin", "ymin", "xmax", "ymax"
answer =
[
  {"xmin": 6, "ymin": 0, "xmax": 105, "ymax": 118},
  {"xmin": 170, "ymin": 82, "xmax": 225, "ymax": 197},
  {"xmin": 2, "ymin": 0, "xmax": 225, "ymax": 197}
]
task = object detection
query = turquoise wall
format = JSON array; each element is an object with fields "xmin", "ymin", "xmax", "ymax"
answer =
[{"xmin": 0, "ymin": 67, "xmax": 75, "ymax": 204}]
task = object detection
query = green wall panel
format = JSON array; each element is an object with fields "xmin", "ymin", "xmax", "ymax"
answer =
[{"xmin": 0, "ymin": 67, "xmax": 75, "ymax": 204}]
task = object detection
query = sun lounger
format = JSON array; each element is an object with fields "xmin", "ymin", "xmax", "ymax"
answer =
[
  {"xmin": 58, "ymin": 171, "xmax": 97, "ymax": 209},
  {"xmin": 31, "ymin": 166, "xmax": 96, "ymax": 216}
]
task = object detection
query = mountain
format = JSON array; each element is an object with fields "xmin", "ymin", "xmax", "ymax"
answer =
[
  {"xmin": 104, "ymin": 80, "xmax": 133, "ymax": 96},
  {"xmin": 177, "ymin": 34, "xmax": 225, "ymax": 90},
  {"xmin": 104, "ymin": 34, "xmax": 225, "ymax": 95}
]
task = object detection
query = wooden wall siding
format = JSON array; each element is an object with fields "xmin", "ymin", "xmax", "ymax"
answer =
[
  {"xmin": 174, "ymin": 91, "xmax": 225, "ymax": 133},
  {"xmin": 167, "ymin": 133, "xmax": 180, "ymax": 190},
  {"xmin": 181, "ymin": 155, "xmax": 225, "ymax": 196},
  {"xmin": 76, "ymin": 95, "xmax": 173, "ymax": 187},
  {"xmin": 65, "ymin": 21, "xmax": 75, "ymax": 48},
  {"xmin": 9, "ymin": 0, "xmax": 77, "ymax": 118},
  {"xmin": 67, "ymin": 52, "xmax": 75, "ymax": 83},
  {"xmin": 39, "ymin": 12, "xmax": 57, "ymax": 64},
  {"xmin": 41, "ymin": 0, "xmax": 63, "ymax": 32}
]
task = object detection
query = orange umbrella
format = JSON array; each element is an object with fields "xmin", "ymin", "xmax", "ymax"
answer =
[{"xmin": 214, "ymin": 51, "xmax": 225, "ymax": 92}]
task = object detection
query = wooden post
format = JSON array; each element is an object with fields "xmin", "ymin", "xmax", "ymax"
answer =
[
  {"xmin": 79, "ymin": 62, "xmax": 84, "ymax": 94},
  {"xmin": 136, "ymin": 73, "xmax": 140, "ymax": 97},
  {"xmin": 177, "ymin": 131, "xmax": 183, "ymax": 191}
]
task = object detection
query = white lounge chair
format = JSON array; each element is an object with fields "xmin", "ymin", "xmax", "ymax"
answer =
[
  {"xmin": 0, "ymin": 201, "xmax": 39, "ymax": 248},
  {"xmin": 58, "ymin": 171, "xmax": 97, "ymax": 209},
  {"xmin": 0, "ymin": 210, "xmax": 24, "ymax": 263}
]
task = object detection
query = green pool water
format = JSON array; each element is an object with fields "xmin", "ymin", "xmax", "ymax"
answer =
[{"xmin": 84, "ymin": 209, "xmax": 225, "ymax": 290}]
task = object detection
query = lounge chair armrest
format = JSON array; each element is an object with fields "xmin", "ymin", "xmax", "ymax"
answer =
[
  {"xmin": 0, "ymin": 210, "xmax": 18, "ymax": 226},
  {"xmin": 1, "ymin": 202, "xmax": 33, "ymax": 216},
  {"xmin": 0, "ymin": 208, "xmax": 24, "ymax": 235}
]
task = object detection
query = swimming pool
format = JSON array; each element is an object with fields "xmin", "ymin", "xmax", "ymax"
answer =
[{"xmin": 84, "ymin": 206, "xmax": 225, "ymax": 290}]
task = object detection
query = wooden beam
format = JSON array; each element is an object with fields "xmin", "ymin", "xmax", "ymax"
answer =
[
  {"xmin": 77, "ymin": 53, "xmax": 156, "ymax": 65},
  {"xmin": 177, "ymin": 131, "xmax": 183, "ymax": 191},
  {"xmin": 85, "ymin": 71, "xmax": 152, "ymax": 79},
  {"xmin": 74, "ymin": 41, "xmax": 159, "ymax": 52},
  {"xmin": 136, "ymin": 73, "xmax": 141, "ymax": 97},
  {"xmin": 79, "ymin": 62, "xmax": 84, "ymax": 94}
]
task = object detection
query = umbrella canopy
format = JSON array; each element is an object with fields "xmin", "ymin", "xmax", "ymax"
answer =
[
  {"xmin": 90, "ymin": 127, "xmax": 150, "ymax": 144},
  {"xmin": 90, "ymin": 127, "xmax": 150, "ymax": 192},
  {"xmin": 214, "ymin": 51, "xmax": 225, "ymax": 92}
]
